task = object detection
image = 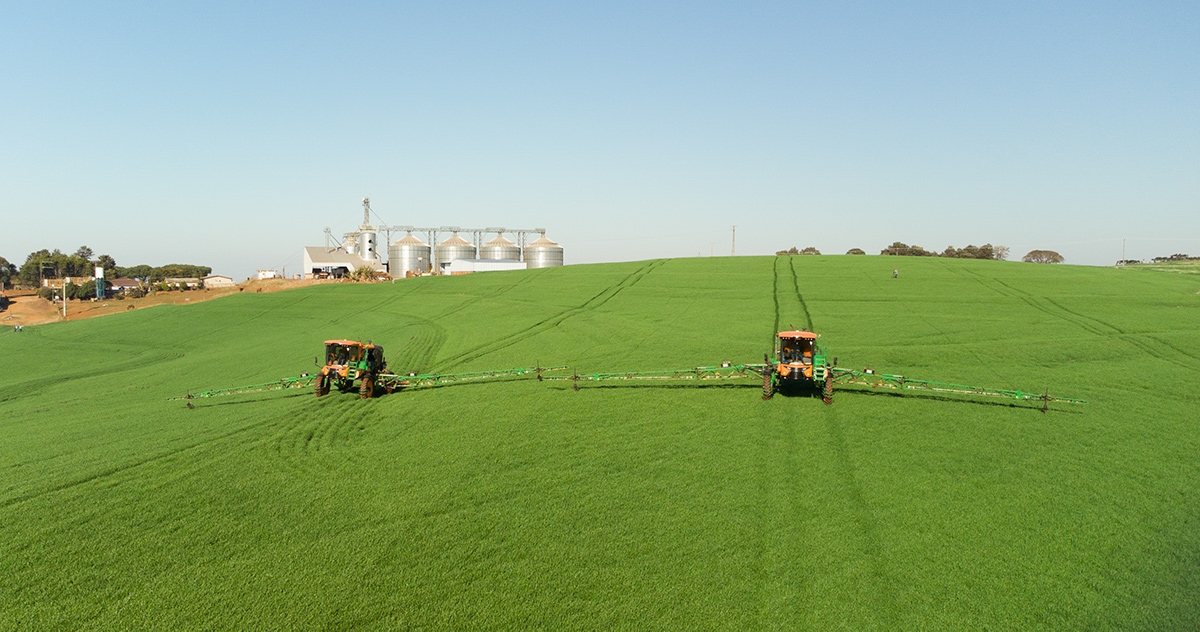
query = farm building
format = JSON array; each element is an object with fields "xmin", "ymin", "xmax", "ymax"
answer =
[
  {"xmin": 202, "ymin": 275, "xmax": 235, "ymax": 288},
  {"xmin": 302, "ymin": 246, "xmax": 386, "ymax": 279},
  {"xmin": 109, "ymin": 277, "xmax": 141, "ymax": 292},
  {"xmin": 446, "ymin": 259, "xmax": 526, "ymax": 275},
  {"xmin": 163, "ymin": 277, "xmax": 201, "ymax": 289},
  {"xmin": 254, "ymin": 270, "xmax": 278, "ymax": 280}
]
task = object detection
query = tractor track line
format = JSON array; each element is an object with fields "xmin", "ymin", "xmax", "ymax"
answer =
[
  {"xmin": 0, "ymin": 420, "xmax": 268, "ymax": 511},
  {"xmin": 982, "ymin": 276, "xmax": 1199, "ymax": 369},
  {"xmin": 430, "ymin": 269, "xmax": 543, "ymax": 321},
  {"xmin": 430, "ymin": 260, "xmax": 665, "ymax": 371},
  {"xmin": 788, "ymin": 257, "xmax": 815, "ymax": 331},
  {"xmin": 0, "ymin": 349, "xmax": 184, "ymax": 409},
  {"xmin": 1148, "ymin": 335, "xmax": 1200, "ymax": 366},
  {"xmin": 964, "ymin": 271, "xmax": 1108, "ymax": 337},
  {"xmin": 988, "ymin": 278, "xmax": 1111, "ymax": 336},
  {"xmin": 1119, "ymin": 335, "xmax": 1200, "ymax": 372},
  {"xmin": 961, "ymin": 270, "xmax": 1200, "ymax": 373},
  {"xmin": 1042, "ymin": 296, "xmax": 1125, "ymax": 334},
  {"xmin": 771, "ymin": 257, "xmax": 781, "ymax": 342},
  {"xmin": 823, "ymin": 414, "xmax": 898, "ymax": 626}
]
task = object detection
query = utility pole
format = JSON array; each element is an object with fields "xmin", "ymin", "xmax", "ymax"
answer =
[
  {"xmin": 1122, "ymin": 238, "xmax": 1126, "ymax": 263},
  {"xmin": 731, "ymin": 225, "xmax": 736, "ymax": 256}
]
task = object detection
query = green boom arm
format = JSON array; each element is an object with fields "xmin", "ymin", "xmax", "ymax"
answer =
[
  {"xmin": 543, "ymin": 362, "xmax": 1084, "ymax": 406},
  {"xmin": 169, "ymin": 366, "xmax": 565, "ymax": 401}
]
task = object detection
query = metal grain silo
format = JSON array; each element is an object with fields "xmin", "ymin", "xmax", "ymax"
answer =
[
  {"xmin": 524, "ymin": 235, "xmax": 564, "ymax": 268},
  {"xmin": 435, "ymin": 233, "xmax": 477, "ymax": 272},
  {"xmin": 358, "ymin": 230, "xmax": 377, "ymax": 261},
  {"xmin": 479, "ymin": 234, "xmax": 522, "ymax": 261},
  {"xmin": 388, "ymin": 232, "xmax": 431, "ymax": 277}
]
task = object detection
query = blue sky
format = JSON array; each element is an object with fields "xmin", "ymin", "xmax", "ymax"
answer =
[{"xmin": 2, "ymin": 1, "xmax": 1197, "ymax": 279}]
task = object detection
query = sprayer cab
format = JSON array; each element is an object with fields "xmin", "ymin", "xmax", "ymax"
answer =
[
  {"xmin": 772, "ymin": 330, "xmax": 829, "ymax": 383},
  {"xmin": 315, "ymin": 340, "xmax": 387, "ymax": 398}
]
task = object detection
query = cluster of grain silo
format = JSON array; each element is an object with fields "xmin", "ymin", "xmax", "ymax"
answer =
[{"xmin": 384, "ymin": 229, "xmax": 563, "ymax": 275}]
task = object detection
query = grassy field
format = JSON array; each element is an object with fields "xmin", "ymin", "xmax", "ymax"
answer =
[{"xmin": 1, "ymin": 255, "xmax": 1198, "ymax": 629}]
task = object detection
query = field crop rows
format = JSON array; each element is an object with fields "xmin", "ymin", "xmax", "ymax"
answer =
[{"xmin": 1, "ymin": 256, "xmax": 1198, "ymax": 628}]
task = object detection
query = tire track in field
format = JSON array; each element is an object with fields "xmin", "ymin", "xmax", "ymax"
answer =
[
  {"xmin": 961, "ymin": 270, "xmax": 1200, "ymax": 371},
  {"xmin": 0, "ymin": 419, "xmax": 268, "ymax": 511},
  {"xmin": 385, "ymin": 318, "xmax": 446, "ymax": 374},
  {"xmin": 771, "ymin": 258, "xmax": 782, "ymax": 342},
  {"xmin": 429, "ymin": 259, "xmax": 666, "ymax": 371},
  {"xmin": 788, "ymin": 257, "xmax": 815, "ymax": 331},
  {"xmin": 822, "ymin": 414, "xmax": 898, "ymax": 626},
  {"xmin": 959, "ymin": 269, "xmax": 1114, "ymax": 337},
  {"xmin": 190, "ymin": 292, "xmax": 319, "ymax": 341},
  {"xmin": 429, "ymin": 268, "xmax": 543, "ymax": 321},
  {"xmin": 0, "ymin": 349, "xmax": 183, "ymax": 407},
  {"xmin": 271, "ymin": 398, "xmax": 365, "ymax": 468}
]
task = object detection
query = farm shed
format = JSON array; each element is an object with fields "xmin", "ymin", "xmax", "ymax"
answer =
[
  {"xmin": 202, "ymin": 275, "xmax": 235, "ymax": 288},
  {"xmin": 302, "ymin": 246, "xmax": 385, "ymax": 279}
]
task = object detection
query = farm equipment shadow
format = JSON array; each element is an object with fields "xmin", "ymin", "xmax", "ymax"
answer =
[
  {"xmin": 184, "ymin": 391, "xmax": 314, "ymax": 408},
  {"xmin": 842, "ymin": 387, "xmax": 1086, "ymax": 413}
]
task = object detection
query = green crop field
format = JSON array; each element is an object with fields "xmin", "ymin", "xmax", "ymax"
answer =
[{"xmin": 2, "ymin": 256, "xmax": 1198, "ymax": 629}]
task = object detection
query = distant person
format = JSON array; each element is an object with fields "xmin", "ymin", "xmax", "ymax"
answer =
[{"xmin": 893, "ymin": 269, "xmax": 898, "ymax": 279}]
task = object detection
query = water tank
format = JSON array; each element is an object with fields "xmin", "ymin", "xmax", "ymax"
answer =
[
  {"xmin": 524, "ymin": 235, "xmax": 564, "ymax": 268},
  {"xmin": 480, "ymin": 234, "xmax": 522, "ymax": 261},
  {"xmin": 358, "ymin": 230, "xmax": 377, "ymax": 261},
  {"xmin": 388, "ymin": 232, "xmax": 432, "ymax": 277},
  {"xmin": 435, "ymin": 233, "xmax": 477, "ymax": 271}
]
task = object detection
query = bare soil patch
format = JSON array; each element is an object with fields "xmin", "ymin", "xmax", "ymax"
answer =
[{"xmin": 1, "ymin": 278, "xmax": 341, "ymax": 327}]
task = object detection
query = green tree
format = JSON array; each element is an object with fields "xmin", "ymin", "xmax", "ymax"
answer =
[
  {"xmin": 115, "ymin": 264, "xmax": 154, "ymax": 283},
  {"xmin": 18, "ymin": 249, "xmax": 91, "ymax": 287},
  {"xmin": 150, "ymin": 264, "xmax": 213, "ymax": 282},
  {"xmin": 74, "ymin": 245, "xmax": 94, "ymax": 261},
  {"xmin": 1022, "ymin": 250, "xmax": 1064, "ymax": 264},
  {"xmin": 0, "ymin": 256, "xmax": 15, "ymax": 288},
  {"xmin": 881, "ymin": 242, "xmax": 935, "ymax": 256},
  {"xmin": 96, "ymin": 254, "xmax": 117, "ymax": 277}
]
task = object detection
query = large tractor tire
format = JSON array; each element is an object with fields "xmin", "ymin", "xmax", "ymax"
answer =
[
  {"xmin": 822, "ymin": 373, "xmax": 834, "ymax": 405},
  {"xmin": 359, "ymin": 374, "xmax": 375, "ymax": 399},
  {"xmin": 314, "ymin": 373, "xmax": 330, "ymax": 397},
  {"xmin": 762, "ymin": 371, "xmax": 774, "ymax": 400}
]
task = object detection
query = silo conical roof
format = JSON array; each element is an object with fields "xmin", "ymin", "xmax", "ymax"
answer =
[
  {"xmin": 484, "ymin": 234, "xmax": 517, "ymax": 247},
  {"xmin": 392, "ymin": 232, "xmax": 429, "ymax": 247},
  {"xmin": 438, "ymin": 233, "xmax": 473, "ymax": 247},
  {"xmin": 527, "ymin": 236, "xmax": 560, "ymax": 247}
]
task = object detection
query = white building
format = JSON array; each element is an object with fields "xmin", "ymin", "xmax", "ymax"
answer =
[
  {"xmin": 203, "ymin": 275, "xmax": 236, "ymax": 288},
  {"xmin": 446, "ymin": 259, "xmax": 527, "ymax": 275},
  {"xmin": 254, "ymin": 270, "xmax": 279, "ymax": 280},
  {"xmin": 302, "ymin": 247, "xmax": 386, "ymax": 279}
]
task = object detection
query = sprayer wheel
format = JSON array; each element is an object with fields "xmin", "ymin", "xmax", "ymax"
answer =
[
  {"xmin": 822, "ymin": 373, "xmax": 834, "ymax": 405},
  {"xmin": 314, "ymin": 374, "xmax": 329, "ymax": 397},
  {"xmin": 762, "ymin": 372, "xmax": 774, "ymax": 400},
  {"xmin": 359, "ymin": 374, "xmax": 375, "ymax": 399}
]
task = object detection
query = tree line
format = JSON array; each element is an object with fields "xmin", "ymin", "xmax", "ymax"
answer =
[
  {"xmin": 0, "ymin": 246, "xmax": 210, "ymax": 291},
  {"xmin": 775, "ymin": 242, "xmax": 1073, "ymax": 263},
  {"xmin": 777, "ymin": 242, "xmax": 1015, "ymax": 260}
]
